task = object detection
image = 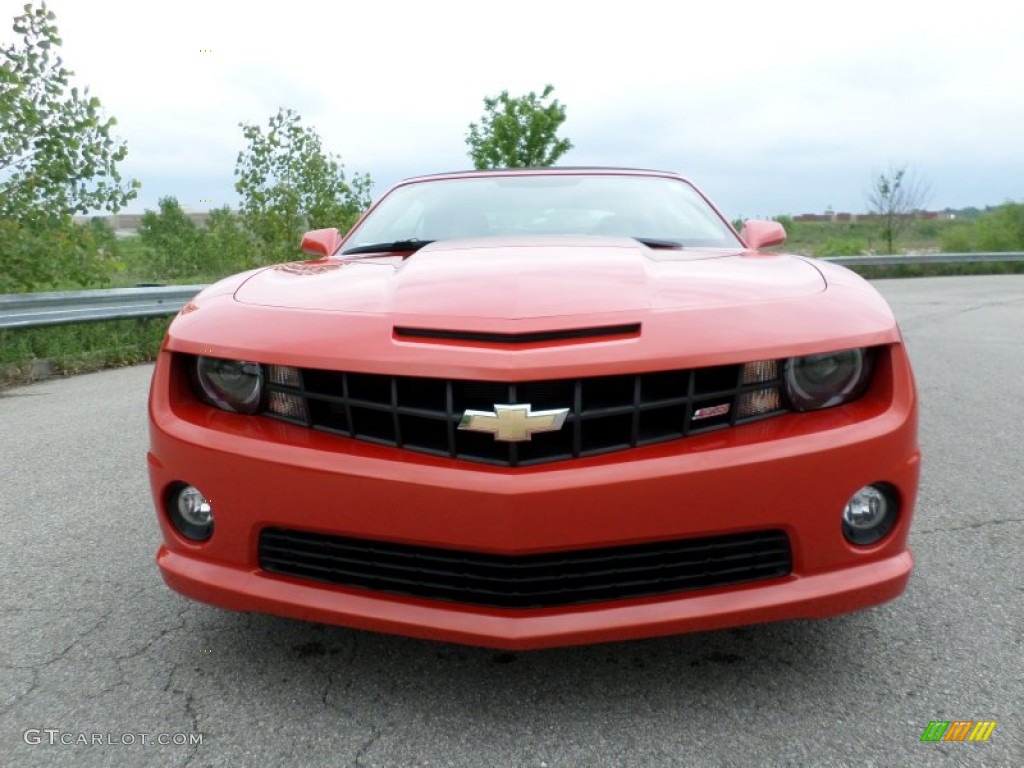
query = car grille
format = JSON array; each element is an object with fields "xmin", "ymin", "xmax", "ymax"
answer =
[
  {"xmin": 263, "ymin": 361, "xmax": 786, "ymax": 466},
  {"xmin": 258, "ymin": 528, "xmax": 793, "ymax": 609}
]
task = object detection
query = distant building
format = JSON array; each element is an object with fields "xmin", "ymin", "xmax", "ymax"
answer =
[
  {"xmin": 73, "ymin": 212, "xmax": 211, "ymax": 234},
  {"xmin": 792, "ymin": 211, "xmax": 946, "ymax": 223}
]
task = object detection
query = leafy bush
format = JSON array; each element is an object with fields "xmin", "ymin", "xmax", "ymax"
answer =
[
  {"xmin": 940, "ymin": 225, "xmax": 974, "ymax": 253},
  {"xmin": 131, "ymin": 198, "xmax": 276, "ymax": 282},
  {"xmin": 941, "ymin": 203, "xmax": 1024, "ymax": 252},
  {"xmin": 0, "ymin": 216, "xmax": 120, "ymax": 292}
]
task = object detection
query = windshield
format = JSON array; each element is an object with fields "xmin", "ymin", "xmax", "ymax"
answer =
[{"xmin": 343, "ymin": 174, "xmax": 742, "ymax": 251}]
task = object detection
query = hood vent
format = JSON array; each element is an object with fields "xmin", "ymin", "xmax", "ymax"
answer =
[{"xmin": 393, "ymin": 323, "xmax": 641, "ymax": 345}]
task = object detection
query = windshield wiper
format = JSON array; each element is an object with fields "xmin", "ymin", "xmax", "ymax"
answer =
[
  {"xmin": 634, "ymin": 237, "xmax": 684, "ymax": 249},
  {"xmin": 341, "ymin": 238, "xmax": 435, "ymax": 256}
]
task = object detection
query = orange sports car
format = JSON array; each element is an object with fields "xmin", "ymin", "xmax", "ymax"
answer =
[{"xmin": 147, "ymin": 168, "xmax": 920, "ymax": 649}]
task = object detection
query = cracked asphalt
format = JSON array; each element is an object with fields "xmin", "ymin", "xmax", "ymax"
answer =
[{"xmin": 1, "ymin": 275, "xmax": 1021, "ymax": 767}]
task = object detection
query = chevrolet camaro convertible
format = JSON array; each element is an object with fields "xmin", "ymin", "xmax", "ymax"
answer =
[{"xmin": 148, "ymin": 168, "xmax": 920, "ymax": 650}]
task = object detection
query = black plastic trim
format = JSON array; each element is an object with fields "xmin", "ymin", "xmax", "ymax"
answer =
[{"xmin": 394, "ymin": 323, "xmax": 641, "ymax": 344}]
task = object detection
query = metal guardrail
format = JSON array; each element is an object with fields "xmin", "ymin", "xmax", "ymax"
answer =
[
  {"xmin": 822, "ymin": 252, "xmax": 1024, "ymax": 267},
  {"xmin": 1, "ymin": 252, "xmax": 1022, "ymax": 330},
  {"xmin": 0, "ymin": 285, "xmax": 207, "ymax": 330}
]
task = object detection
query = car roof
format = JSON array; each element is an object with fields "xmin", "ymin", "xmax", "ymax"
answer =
[{"xmin": 400, "ymin": 167, "xmax": 687, "ymax": 183}]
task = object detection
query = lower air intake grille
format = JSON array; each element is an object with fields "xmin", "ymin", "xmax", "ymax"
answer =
[{"xmin": 258, "ymin": 528, "xmax": 793, "ymax": 609}]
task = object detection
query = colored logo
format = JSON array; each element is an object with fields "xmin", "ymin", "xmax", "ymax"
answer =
[
  {"xmin": 458, "ymin": 403, "xmax": 569, "ymax": 442},
  {"xmin": 920, "ymin": 720, "xmax": 997, "ymax": 742},
  {"xmin": 693, "ymin": 403, "xmax": 730, "ymax": 420}
]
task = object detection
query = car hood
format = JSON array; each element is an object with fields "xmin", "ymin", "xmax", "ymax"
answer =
[
  {"xmin": 171, "ymin": 237, "xmax": 901, "ymax": 377},
  {"xmin": 233, "ymin": 237, "xmax": 825, "ymax": 317}
]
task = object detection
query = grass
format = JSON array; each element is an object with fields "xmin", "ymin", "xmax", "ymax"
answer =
[
  {"xmin": 843, "ymin": 261, "xmax": 1024, "ymax": 280},
  {"xmin": 0, "ymin": 237, "xmax": 225, "ymax": 389},
  {"xmin": 0, "ymin": 316, "xmax": 172, "ymax": 388},
  {"xmin": 778, "ymin": 218, "xmax": 957, "ymax": 256}
]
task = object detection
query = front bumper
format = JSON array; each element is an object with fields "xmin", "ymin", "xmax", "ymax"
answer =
[
  {"xmin": 148, "ymin": 346, "xmax": 919, "ymax": 650},
  {"xmin": 157, "ymin": 547, "xmax": 912, "ymax": 649}
]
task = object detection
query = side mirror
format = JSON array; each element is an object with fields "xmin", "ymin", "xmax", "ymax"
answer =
[
  {"xmin": 740, "ymin": 220, "xmax": 786, "ymax": 250},
  {"xmin": 300, "ymin": 228, "xmax": 342, "ymax": 258}
]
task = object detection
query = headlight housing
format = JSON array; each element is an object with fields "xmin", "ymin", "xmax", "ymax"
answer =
[
  {"xmin": 193, "ymin": 356, "xmax": 264, "ymax": 414},
  {"xmin": 783, "ymin": 348, "xmax": 874, "ymax": 411}
]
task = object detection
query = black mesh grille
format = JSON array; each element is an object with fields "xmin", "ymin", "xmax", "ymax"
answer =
[
  {"xmin": 262, "ymin": 362, "xmax": 785, "ymax": 466},
  {"xmin": 258, "ymin": 528, "xmax": 793, "ymax": 609}
]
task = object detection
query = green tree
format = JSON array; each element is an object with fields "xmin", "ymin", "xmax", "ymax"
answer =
[
  {"xmin": 234, "ymin": 108, "xmax": 372, "ymax": 262},
  {"xmin": 0, "ymin": 2, "xmax": 137, "ymax": 291},
  {"xmin": 203, "ymin": 206, "xmax": 258, "ymax": 274},
  {"xmin": 1, "ymin": 2, "xmax": 138, "ymax": 221},
  {"xmin": 85, "ymin": 215, "xmax": 117, "ymax": 249},
  {"xmin": 866, "ymin": 164, "xmax": 930, "ymax": 254},
  {"xmin": 465, "ymin": 84, "xmax": 573, "ymax": 169},
  {"xmin": 133, "ymin": 199, "xmax": 262, "ymax": 282},
  {"xmin": 137, "ymin": 197, "xmax": 206, "ymax": 278}
]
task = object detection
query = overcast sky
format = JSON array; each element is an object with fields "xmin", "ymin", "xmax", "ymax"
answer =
[{"xmin": 5, "ymin": 0, "xmax": 1022, "ymax": 218}]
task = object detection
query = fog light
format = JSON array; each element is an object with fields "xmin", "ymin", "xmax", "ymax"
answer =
[
  {"xmin": 842, "ymin": 484, "xmax": 897, "ymax": 545},
  {"xmin": 169, "ymin": 484, "xmax": 214, "ymax": 541}
]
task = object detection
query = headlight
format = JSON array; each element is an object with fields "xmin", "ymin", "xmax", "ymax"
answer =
[
  {"xmin": 783, "ymin": 348, "xmax": 873, "ymax": 411},
  {"xmin": 194, "ymin": 356, "xmax": 264, "ymax": 414}
]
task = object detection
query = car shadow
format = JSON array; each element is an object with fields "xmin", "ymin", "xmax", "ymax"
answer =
[{"xmin": 184, "ymin": 605, "xmax": 891, "ymax": 712}]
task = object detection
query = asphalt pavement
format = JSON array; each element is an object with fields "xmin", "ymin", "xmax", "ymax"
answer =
[{"xmin": 0, "ymin": 275, "xmax": 1021, "ymax": 767}]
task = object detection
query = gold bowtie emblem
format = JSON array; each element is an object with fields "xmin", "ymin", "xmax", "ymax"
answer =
[{"xmin": 458, "ymin": 404, "xmax": 569, "ymax": 442}]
